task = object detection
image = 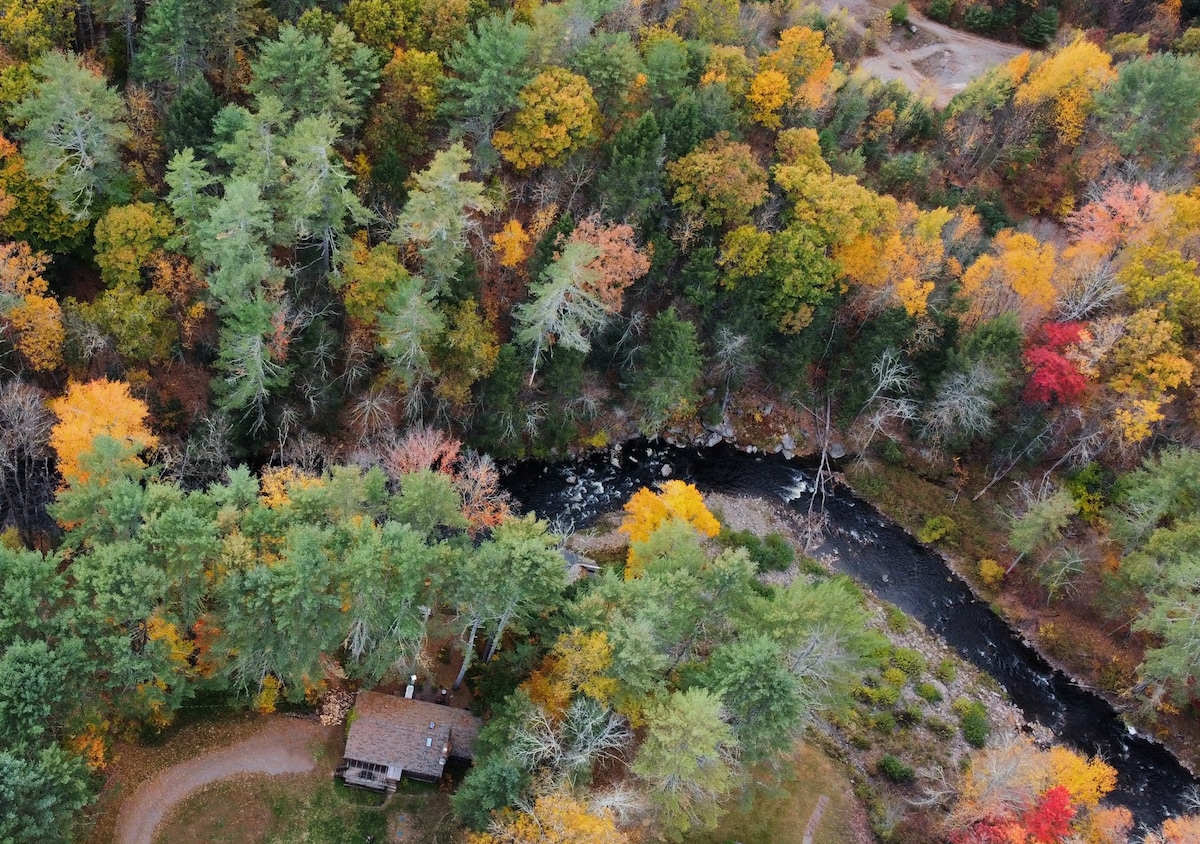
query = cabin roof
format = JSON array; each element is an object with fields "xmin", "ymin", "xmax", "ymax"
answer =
[{"xmin": 342, "ymin": 691, "xmax": 481, "ymax": 780}]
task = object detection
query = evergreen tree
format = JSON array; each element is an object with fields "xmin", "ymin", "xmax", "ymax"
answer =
[{"xmin": 12, "ymin": 52, "xmax": 131, "ymax": 220}]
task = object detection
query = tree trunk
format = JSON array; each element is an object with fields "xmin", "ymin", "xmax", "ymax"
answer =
[
  {"xmin": 484, "ymin": 605, "xmax": 514, "ymax": 663},
  {"xmin": 452, "ymin": 617, "xmax": 481, "ymax": 690}
]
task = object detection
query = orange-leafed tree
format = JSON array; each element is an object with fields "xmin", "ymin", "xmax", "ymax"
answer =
[
  {"xmin": 947, "ymin": 733, "xmax": 1117, "ymax": 844},
  {"xmin": 6, "ymin": 293, "xmax": 64, "ymax": 371},
  {"xmin": 492, "ymin": 218, "xmax": 532, "ymax": 269},
  {"xmin": 469, "ymin": 792, "xmax": 629, "ymax": 844},
  {"xmin": 0, "ymin": 239, "xmax": 65, "ymax": 371},
  {"xmin": 48, "ymin": 378, "xmax": 158, "ymax": 486},
  {"xmin": 565, "ymin": 214, "xmax": 651, "ymax": 312},
  {"xmin": 665, "ymin": 133, "xmax": 768, "ymax": 227},
  {"xmin": 758, "ymin": 26, "xmax": 834, "ymax": 110},
  {"xmin": 747, "ymin": 68, "xmax": 790, "ymax": 128},
  {"xmin": 620, "ymin": 480, "xmax": 719, "ymax": 577}
]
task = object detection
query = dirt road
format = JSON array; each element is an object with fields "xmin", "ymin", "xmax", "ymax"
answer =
[
  {"xmin": 114, "ymin": 718, "xmax": 332, "ymax": 844},
  {"xmin": 823, "ymin": 0, "xmax": 1028, "ymax": 107}
]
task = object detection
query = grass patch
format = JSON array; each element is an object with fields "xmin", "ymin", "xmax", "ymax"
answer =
[
  {"xmin": 154, "ymin": 773, "xmax": 390, "ymax": 844},
  {"xmin": 692, "ymin": 743, "xmax": 863, "ymax": 844}
]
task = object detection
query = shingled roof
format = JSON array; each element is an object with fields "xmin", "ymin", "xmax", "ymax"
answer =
[{"xmin": 341, "ymin": 691, "xmax": 481, "ymax": 783}]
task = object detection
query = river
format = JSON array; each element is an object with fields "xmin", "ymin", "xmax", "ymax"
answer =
[{"xmin": 501, "ymin": 440, "xmax": 1197, "ymax": 827}]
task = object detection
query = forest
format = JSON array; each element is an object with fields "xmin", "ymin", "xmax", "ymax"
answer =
[{"xmin": 4, "ymin": 0, "xmax": 1200, "ymax": 840}]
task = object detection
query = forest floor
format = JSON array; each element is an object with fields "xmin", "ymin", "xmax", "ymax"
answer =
[{"xmin": 822, "ymin": 0, "xmax": 1028, "ymax": 107}]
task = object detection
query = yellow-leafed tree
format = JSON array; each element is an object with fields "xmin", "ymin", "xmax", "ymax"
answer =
[
  {"xmin": 620, "ymin": 480, "xmax": 719, "ymax": 577},
  {"xmin": 493, "ymin": 68, "xmax": 600, "ymax": 171},
  {"xmin": 469, "ymin": 792, "xmax": 628, "ymax": 844},
  {"xmin": 48, "ymin": 378, "xmax": 158, "ymax": 486}
]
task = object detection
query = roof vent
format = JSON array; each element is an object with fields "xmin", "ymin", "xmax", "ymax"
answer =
[{"xmin": 429, "ymin": 722, "xmax": 435, "ymax": 729}]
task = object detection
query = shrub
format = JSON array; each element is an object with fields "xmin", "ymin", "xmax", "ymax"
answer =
[
  {"xmin": 916, "ymin": 682, "xmax": 943, "ymax": 703},
  {"xmin": 885, "ymin": 605, "xmax": 910, "ymax": 633},
  {"xmin": 759, "ymin": 533, "xmax": 796, "ymax": 572},
  {"xmin": 872, "ymin": 712, "xmax": 898, "ymax": 733},
  {"xmin": 955, "ymin": 700, "xmax": 989, "ymax": 747},
  {"xmin": 883, "ymin": 667, "xmax": 909, "ymax": 688},
  {"xmin": 927, "ymin": 0, "xmax": 953, "ymax": 22},
  {"xmin": 979, "ymin": 558, "xmax": 1006, "ymax": 589},
  {"xmin": 917, "ymin": 515, "xmax": 956, "ymax": 545},
  {"xmin": 889, "ymin": 2, "xmax": 910, "ymax": 25},
  {"xmin": 879, "ymin": 753, "xmax": 915, "ymax": 782},
  {"xmin": 927, "ymin": 716, "xmax": 955, "ymax": 737},
  {"xmin": 935, "ymin": 658, "xmax": 957, "ymax": 683},
  {"xmin": 718, "ymin": 528, "xmax": 796, "ymax": 573},
  {"xmin": 891, "ymin": 648, "xmax": 926, "ymax": 677}
]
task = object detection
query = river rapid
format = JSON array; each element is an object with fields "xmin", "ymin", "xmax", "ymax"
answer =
[{"xmin": 500, "ymin": 440, "xmax": 1197, "ymax": 827}]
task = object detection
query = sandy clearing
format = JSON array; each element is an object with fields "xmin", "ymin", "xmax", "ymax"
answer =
[
  {"xmin": 824, "ymin": 0, "xmax": 1028, "ymax": 107},
  {"xmin": 114, "ymin": 718, "xmax": 333, "ymax": 844}
]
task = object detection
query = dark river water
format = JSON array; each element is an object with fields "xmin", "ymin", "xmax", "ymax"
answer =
[{"xmin": 501, "ymin": 440, "xmax": 1197, "ymax": 827}]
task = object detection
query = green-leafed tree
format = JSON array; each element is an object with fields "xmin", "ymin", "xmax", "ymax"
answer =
[
  {"xmin": 390, "ymin": 143, "xmax": 492, "ymax": 296},
  {"xmin": 631, "ymin": 688, "xmax": 740, "ymax": 841},
  {"xmin": 12, "ymin": 52, "xmax": 131, "ymax": 220},
  {"xmin": 443, "ymin": 11, "xmax": 536, "ymax": 164},
  {"xmin": 1096, "ymin": 53, "xmax": 1200, "ymax": 173},
  {"xmin": 628, "ymin": 307, "xmax": 703, "ymax": 434}
]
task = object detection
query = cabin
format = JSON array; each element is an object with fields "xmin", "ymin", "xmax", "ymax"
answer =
[{"xmin": 337, "ymin": 690, "xmax": 482, "ymax": 792}]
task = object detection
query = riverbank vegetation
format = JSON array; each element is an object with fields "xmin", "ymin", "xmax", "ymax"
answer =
[{"xmin": 5, "ymin": 0, "xmax": 1200, "ymax": 840}]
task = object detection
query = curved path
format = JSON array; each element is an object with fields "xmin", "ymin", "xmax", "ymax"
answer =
[{"xmin": 115, "ymin": 718, "xmax": 332, "ymax": 844}]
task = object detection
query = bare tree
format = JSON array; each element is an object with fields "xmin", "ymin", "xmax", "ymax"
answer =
[
  {"xmin": 921, "ymin": 361, "xmax": 1000, "ymax": 448},
  {"xmin": 0, "ymin": 379, "xmax": 56, "ymax": 541}
]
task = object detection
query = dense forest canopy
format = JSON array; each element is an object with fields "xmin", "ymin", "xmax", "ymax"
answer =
[{"xmin": 4, "ymin": 0, "xmax": 1200, "ymax": 841}]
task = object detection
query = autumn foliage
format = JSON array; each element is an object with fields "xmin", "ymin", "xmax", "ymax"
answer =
[
  {"xmin": 48, "ymin": 378, "xmax": 158, "ymax": 486},
  {"xmin": 620, "ymin": 480, "xmax": 719, "ymax": 577}
]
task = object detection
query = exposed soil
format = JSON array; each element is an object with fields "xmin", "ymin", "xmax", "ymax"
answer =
[
  {"xmin": 824, "ymin": 0, "xmax": 1029, "ymax": 107},
  {"xmin": 114, "ymin": 717, "xmax": 334, "ymax": 844}
]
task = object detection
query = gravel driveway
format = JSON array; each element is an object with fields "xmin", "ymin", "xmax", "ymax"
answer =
[{"xmin": 114, "ymin": 718, "xmax": 332, "ymax": 844}]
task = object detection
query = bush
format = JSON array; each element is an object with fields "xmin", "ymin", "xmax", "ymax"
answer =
[
  {"xmin": 916, "ymin": 682, "xmax": 943, "ymax": 703},
  {"xmin": 917, "ymin": 515, "xmax": 957, "ymax": 545},
  {"xmin": 935, "ymin": 658, "xmax": 957, "ymax": 683},
  {"xmin": 759, "ymin": 533, "xmax": 796, "ymax": 572},
  {"xmin": 978, "ymin": 558, "xmax": 1006, "ymax": 589},
  {"xmin": 889, "ymin": 2, "xmax": 910, "ymax": 25},
  {"xmin": 879, "ymin": 753, "xmax": 915, "ymax": 783},
  {"xmin": 883, "ymin": 667, "xmax": 908, "ymax": 688},
  {"xmin": 927, "ymin": 715, "xmax": 955, "ymax": 737},
  {"xmin": 885, "ymin": 605, "xmax": 910, "ymax": 633},
  {"xmin": 927, "ymin": 0, "xmax": 953, "ymax": 22},
  {"xmin": 955, "ymin": 700, "xmax": 989, "ymax": 747},
  {"xmin": 717, "ymin": 528, "xmax": 796, "ymax": 573},
  {"xmin": 872, "ymin": 712, "xmax": 898, "ymax": 733},
  {"xmin": 963, "ymin": 4, "xmax": 997, "ymax": 32},
  {"xmin": 891, "ymin": 647, "xmax": 926, "ymax": 677}
]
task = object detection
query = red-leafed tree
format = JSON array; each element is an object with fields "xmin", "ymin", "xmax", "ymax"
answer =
[
  {"xmin": 1023, "ymin": 322, "xmax": 1089, "ymax": 405},
  {"xmin": 1023, "ymin": 785, "xmax": 1076, "ymax": 843}
]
